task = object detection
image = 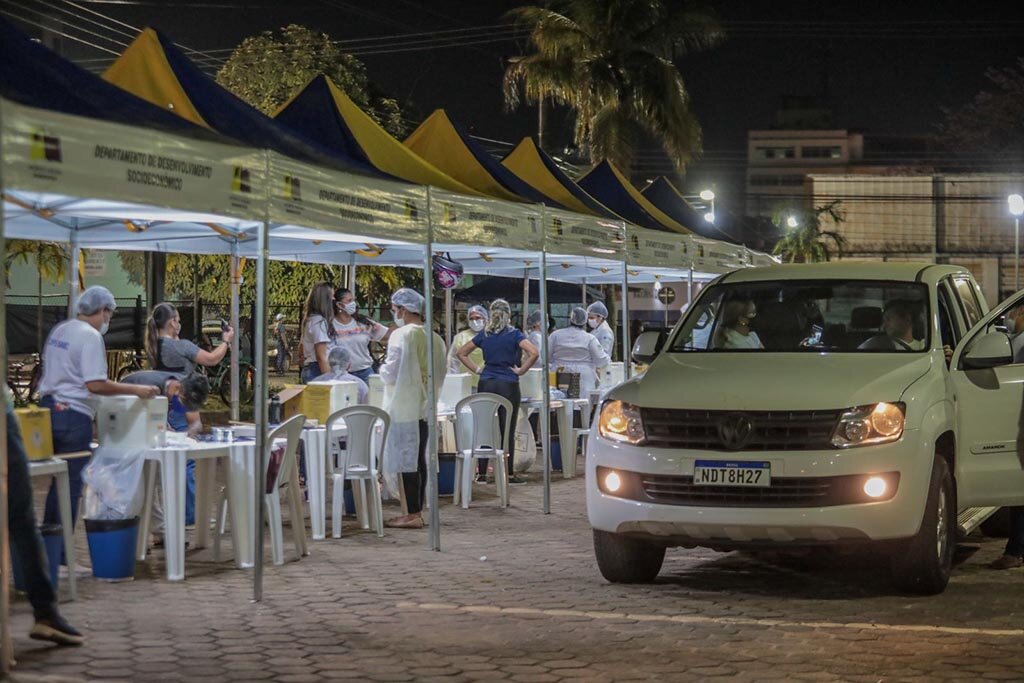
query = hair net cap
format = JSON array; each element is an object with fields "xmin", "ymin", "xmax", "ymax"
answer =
[
  {"xmin": 467, "ymin": 304, "xmax": 489, "ymax": 321},
  {"xmin": 327, "ymin": 345, "xmax": 351, "ymax": 370},
  {"xmin": 391, "ymin": 288, "xmax": 425, "ymax": 314},
  {"xmin": 569, "ymin": 307, "xmax": 588, "ymax": 327},
  {"xmin": 526, "ymin": 310, "xmax": 543, "ymax": 328},
  {"xmin": 76, "ymin": 286, "xmax": 117, "ymax": 316},
  {"xmin": 587, "ymin": 301, "xmax": 608, "ymax": 319}
]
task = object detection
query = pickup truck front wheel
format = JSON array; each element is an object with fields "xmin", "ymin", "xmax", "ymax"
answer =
[
  {"xmin": 593, "ymin": 529, "xmax": 666, "ymax": 583},
  {"xmin": 890, "ymin": 457, "xmax": 955, "ymax": 595}
]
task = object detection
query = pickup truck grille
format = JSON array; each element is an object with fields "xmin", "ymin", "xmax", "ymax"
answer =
[
  {"xmin": 642, "ymin": 473, "xmax": 831, "ymax": 507},
  {"xmin": 640, "ymin": 408, "xmax": 842, "ymax": 451}
]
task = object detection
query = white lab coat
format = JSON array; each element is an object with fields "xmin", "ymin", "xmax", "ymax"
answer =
[
  {"xmin": 379, "ymin": 323, "xmax": 447, "ymax": 475},
  {"xmin": 592, "ymin": 321, "xmax": 615, "ymax": 358},
  {"xmin": 527, "ymin": 330, "xmax": 544, "ymax": 364},
  {"xmin": 446, "ymin": 328, "xmax": 483, "ymax": 388},
  {"xmin": 548, "ymin": 326, "xmax": 610, "ymax": 395}
]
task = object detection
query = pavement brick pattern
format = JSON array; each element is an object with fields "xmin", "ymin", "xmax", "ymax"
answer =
[{"xmin": 8, "ymin": 469, "xmax": 1024, "ymax": 682}]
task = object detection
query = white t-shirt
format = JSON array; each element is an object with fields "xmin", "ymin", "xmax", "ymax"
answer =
[
  {"xmin": 301, "ymin": 315, "xmax": 332, "ymax": 365},
  {"xmin": 720, "ymin": 328, "xmax": 763, "ymax": 350},
  {"xmin": 332, "ymin": 318, "xmax": 388, "ymax": 372},
  {"xmin": 38, "ymin": 318, "xmax": 108, "ymax": 418}
]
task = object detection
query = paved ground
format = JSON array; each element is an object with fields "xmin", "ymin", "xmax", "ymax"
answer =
[{"xmin": 9, "ymin": 467, "xmax": 1024, "ymax": 682}]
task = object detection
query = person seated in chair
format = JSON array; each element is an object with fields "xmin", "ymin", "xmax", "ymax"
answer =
[
  {"xmin": 858, "ymin": 300, "xmax": 923, "ymax": 351},
  {"xmin": 712, "ymin": 299, "xmax": 763, "ymax": 350},
  {"xmin": 311, "ymin": 346, "xmax": 369, "ymax": 404}
]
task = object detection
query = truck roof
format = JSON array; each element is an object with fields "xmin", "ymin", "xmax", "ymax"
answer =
[{"xmin": 723, "ymin": 261, "xmax": 971, "ymax": 285}]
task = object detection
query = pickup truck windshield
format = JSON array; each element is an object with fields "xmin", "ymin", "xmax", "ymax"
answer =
[{"xmin": 670, "ymin": 280, "xmax": 931, "ymax": 353}]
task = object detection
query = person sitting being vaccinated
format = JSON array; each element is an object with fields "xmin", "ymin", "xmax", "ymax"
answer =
[
  {"xmin": 120, "ymin": 371, "xmax": 210, "ymax": 436},
  {"xmin": 447, "ymin": 305, "xmax": 487, "ymax": 388},
  {"xmin": 332, "ymin": 287, "xmax": 389, "ymax": 383},
  {"xmin": 379, "ymin": 288, "xmax": 446, "ymax": 529},
  {"xmin": 37, "ymin": 286, "xmax": 160, "ymax": 531},
  {"xmin": 548, "ymin": 306, "xmax": 610, "ymax": 395},
  {"xmin": 712, "ymin": 299, "xmax": 764, "ymax": 350},
  {"xmin": 311, "ymin": 346, "xmax": 369, "ymax": 403},
  {"xmin": 587, "ymin": 301, "xmax": 615, "ymax": 358}
]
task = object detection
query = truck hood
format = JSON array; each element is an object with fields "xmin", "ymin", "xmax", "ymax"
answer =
[{"xmin": 612, "ymin": 352, "xmax": 934, "ymax": 411}]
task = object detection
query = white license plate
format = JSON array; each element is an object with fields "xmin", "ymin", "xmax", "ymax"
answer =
[{"xmin": 693, "ymin": 460, "xmax": 770, "ymax": 487}]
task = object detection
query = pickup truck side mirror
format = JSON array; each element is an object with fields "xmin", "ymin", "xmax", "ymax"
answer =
[
  {"xmin": 963, "ymin": 331, "xmax": 1013, "ymax": 370},
  {"xmin": 632, "ymin": 331, "xmax": 664, "ymax": 365}
]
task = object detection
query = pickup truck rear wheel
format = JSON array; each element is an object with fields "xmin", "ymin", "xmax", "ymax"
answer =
[
  {"xmin": 593, "ymin": 529, "xmax": 666, "ymax": 583},
  {"xmin": 890, "ymin": 457, "xmax": 955, "ymax": 595}
]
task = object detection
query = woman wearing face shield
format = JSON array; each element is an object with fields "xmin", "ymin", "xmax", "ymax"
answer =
[
  {"xmin": 379, "ymin": 288, "xmax": 447, "ymax": 528},
  {"xmin": 447, "ymin": 305, "xmax": 488, "ymax": 388},
  {"xmin": 37, "ymin": 286, "xmax": 159, "ymax": 531},
  {"xmin": 331, "ymin": 287, "xmax": 390, "ymax": 383},
  {"xmin": 548, "ymin": 306, "xmax": 610, "ymax": 396},
  {"xmin": 586, "ymin": 301, "xmax": 615, "ymax": 359}
]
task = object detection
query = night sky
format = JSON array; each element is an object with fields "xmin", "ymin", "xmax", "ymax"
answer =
[{"xmin": 7, "ymin": 0, "xmax": 1022, "ymax": 212}]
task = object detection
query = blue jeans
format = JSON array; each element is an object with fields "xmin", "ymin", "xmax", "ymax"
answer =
[
  {"xmin": 167, "ymin": 407, "xmax": 196, "ymax": 526},
  {"xmin": 1005, "ymin": 507, "xmax": 1024, "ymax": 557},
  {"xmin": 350, "ymin": 367, "xmax": 373, "ymax": 384},
  {"xmin": 40, "ymin": 397, "xmax": 92, "ymax": 530},
  {"xmin": 300, "ymin": 362, "xmax": 320, "ymax": 384}
]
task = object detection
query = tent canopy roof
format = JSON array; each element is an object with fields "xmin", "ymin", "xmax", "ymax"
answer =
[
  {"xmin": 275, "ymin": 76, "xmax": 481, "ymax": 196},
  {"xmin": 404, "ymin": 110, "xmax": 554, "ymax": 205},
  {"xmin": 104, "ymin": 28, "xmax": 381, "ymax": 177},
  {"xmin": 642, "ymin": 177, "xmax": 735, "ymax": 243},
  {"xmin": 501, "ymin": 138, "xmax": 618, "ymax": 219},
  {"xmin": 577, "ymin": 161, "xmax": 690, "ymax": 235}
]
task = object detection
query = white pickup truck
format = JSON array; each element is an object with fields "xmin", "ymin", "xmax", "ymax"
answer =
[{"xmin": 587, "ymin": 262, "xmax": 1024, "ymax": 594}]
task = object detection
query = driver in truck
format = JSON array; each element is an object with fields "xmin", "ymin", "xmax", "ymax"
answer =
[{"xmin": 860, "ymin": 300, "xmax": 922, "ymax": 351}]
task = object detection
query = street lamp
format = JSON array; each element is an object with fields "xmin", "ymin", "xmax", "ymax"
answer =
[
  {"xmin": 1010, "ymin": 193, "xmax": 1024, "ymax": 290},
  {"xmin": 786, "ymin": 215, "xmax": 799, "ymax": 229},
  {"xmin": 699, "ymin": 189, "xmax": 715, "ymax": 201},
  {"xmin": 703, "ymin": 212, "xmax": 715, "ymax": 223},
  {"xmin": 699, "ymin": 189, "xmax": 715, "ymax": 220}
]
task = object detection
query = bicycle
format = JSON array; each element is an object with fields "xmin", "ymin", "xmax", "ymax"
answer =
[
  {"xmin": 113, "ymin": 350, "xmax": 145, "ymax": 382},
  {"xmin": 200, "ymin": 358, "xmax": 256, "ymax": 405},
  {"xmin": 6, "ymin": 353, "xmax": 41, "ymax": 407}
]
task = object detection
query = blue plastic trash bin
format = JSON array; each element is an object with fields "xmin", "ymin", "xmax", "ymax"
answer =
[
  {"xmin": 551, "ymin": 437, "xmax": 562, "ymax": 472},
  {"xmin": 12, "ymin": 524, "xmax": 61, "ymax": 593},
  {"xmin": 438, "ymin": 454, "xmax": 456, "ymax": 496},
  {"xmin": 85, "ymin": 517, "xmax": 139, "ymax": 581}
]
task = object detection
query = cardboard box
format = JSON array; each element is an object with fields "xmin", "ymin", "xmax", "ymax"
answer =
[
  {"xmin": 302, "ymin": 381, "xmax": 360, "ymax": 423},
  {"xmin": 278, "ymin": 385, "xmax": 305, "ymax": 421},
  {"xmin": 14, "ymin": 407, "xmax": 54, "ymax": 460}
]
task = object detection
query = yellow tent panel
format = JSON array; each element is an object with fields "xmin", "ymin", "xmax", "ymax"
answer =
[{"xmin": 501, "ymin": 138, "xmax": 606, "ymax": 217}]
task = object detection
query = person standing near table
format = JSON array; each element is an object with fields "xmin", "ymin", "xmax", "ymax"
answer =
[
  {"xmin": 379, "ymin": 288, "xmax": 446, "ymax": 529},
  {"xmin": 300, "ymin": 281, "xmax": 337, "ymax": 384},
  {"xmin": 447, "ymin": 305, "xmax": 488, "ymax": 388},
  {"xmin": 274, "ymin": 313, "xmax": 290, "ymax": 376},
  {"xmin": 38, "ymin": 286, "xmax": 159, "ymax": 532},
  {"xmin": 332, "ymin": 287, "xmax": 389, "ymax": 383},
  {"xmin": 587, "ymin": 301, "xmax": 615, "ymax": 359},
  {"xmin": 456, "ymin": 299, "xmax": 539, "ymax": 485},
  {"xmin": 548, "ymin": 306, "xmax": 610, "ymax": 396}
]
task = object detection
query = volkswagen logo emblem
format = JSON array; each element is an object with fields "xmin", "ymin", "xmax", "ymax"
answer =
[{"xmin": 718, "ymin": 413, "xmax": 753, "ymax": 450}]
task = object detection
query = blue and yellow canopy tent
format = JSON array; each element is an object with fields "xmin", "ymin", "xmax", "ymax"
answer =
[
  {"xmin": 577, "ymin": 161, "xmax": 691, "ymax": 235},
  {"xmin": 404, "ymin": 110, "xmax": 553, "ymax": 205},
  {"xmin": 274, "ymin": 76, "xmax": 480, "ymax": 196},
  {"xmin": 501, "ymin": 137, "xmax": 618, "ymax": 219},
  {"xmin": 641, "ymin": 176, "xmax": 736, "ymax": 242}
]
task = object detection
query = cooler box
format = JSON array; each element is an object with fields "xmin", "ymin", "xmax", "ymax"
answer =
[
  {"xmin": 367, "ymin": 375, "xmax": 385, "ymax": 409},
  {"xmin": 13, "ymin": 407, "xmax": 54, "ymax": 460},
  {"xmin": 439, "ymin": 373, "xmax": 472, "ymax": 411},
  {"xmin": 92, "ymin": 396, "xmax": 168, "ymax": 449},
  {"xmin": 303, "ymin": 381, "xmax": 361, "ymax": 423},
  {"xmin": 598, "ymin": 362, "xmax": 625, "ymax": 388},
  {"xmin": 279, "ymin": 385, "xmax": 304, "ymax": 421},
  {"xmin": 520, "ymin": 368, "xmax": 544, "ymax": 401}
]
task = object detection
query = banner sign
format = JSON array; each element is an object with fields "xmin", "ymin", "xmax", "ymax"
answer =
[
  {"xmin": 544, "ymin": 208, "xmax": 625, "ymax": 260},
  {"xmin": 429, "ymin": 189, "xmax": 541, "ymax": 252},
  {"xmin": 1, "ymin": 98, "xmax": 264, "ymax": 221},
  {"xmin": 268, "ymin": 153, "xmax": 427, "ymax": 243},
  {"xmin": 627, "ymin": 226, "xmax": 690, "ymax": 268}
]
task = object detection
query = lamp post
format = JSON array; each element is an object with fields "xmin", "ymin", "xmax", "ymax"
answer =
[
  {"xmin": 1010, "ymin": 194, "xmax": 1024, "ymax": 291},
  {"xmin": 786, "ymin": 215, "xmax": 799, "ymax": 229},
  {"xmin": 699, "ymin": 189, "xmax": 715, "ymax": 223}
]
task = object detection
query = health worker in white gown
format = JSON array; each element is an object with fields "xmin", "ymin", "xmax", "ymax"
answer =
[{"xmin": 548, "ymin": 306, "xmax": 610, "ymax": 395}]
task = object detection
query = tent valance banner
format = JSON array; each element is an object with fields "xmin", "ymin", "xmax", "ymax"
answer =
[
  {"xmin": 544, "ymin": 207, "xmax": 625, "ymax": 260},
  {"xmin": 267, "ymin": 153, "xmax": 427, "ymax": 242},
  {"xmin": 428, "ymin": 188, "xmax": 542, "ymax": 252},
  {"xmin": 0, "ymin": 98, "xmax": 264, "ymax": 221},
  {"xmin": 627, "ymin": 226, "xmax": 691, "ymax": 268},
  {"xmin": 692, "ymin": 236, "xmax": 750, "ymax": 273}
]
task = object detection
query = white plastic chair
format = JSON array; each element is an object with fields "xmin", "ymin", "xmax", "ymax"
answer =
[
  {"xmin": 453, "ymin": 393, "xmax": 513, "ymax": 509},
  {"xmin": 327, "ymin": 406, "xmax": 389, "ymax": 538},
  {"xmin": 214, "ymin": 414, "xmax": 307, "ymax": 566}
]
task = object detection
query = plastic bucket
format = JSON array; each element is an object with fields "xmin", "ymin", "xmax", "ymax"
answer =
[
  {"xmin": 12, "ymin": 524, "xmax": 61, "ymax": 592},
  {"xmin": 438, "ymin": 454, "xmax": 456, "ymax": 496},
  {"xmin": 85, "ymin": 517, "xmax": 139, "ymax": 581},
  {"xmin": 550, "ymin": 438, "xmax": 562, "ymax": 472}
]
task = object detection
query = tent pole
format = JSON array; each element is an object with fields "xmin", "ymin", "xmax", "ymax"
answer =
[
  {"xmin": 688, "ymin": 266, "xmax": 694, "ymax": 306},
  {"xmin": 539, "ymin": 206, "xmax": 551, "ymax": 515},
  {"xmin": 253, "ymin": 154, "xmax": 271, "ymax": 602},
  {"xmin": 424, "ymin": 189, "xmax": 440, "ymax": 551},
  {"xmin": 444, "ymin": 287, "xmax": 453, "ymax": 348},
  {"xmin": 0, "ymin": 98, "xmax": 14, "ymax": 675},
  {"xmin": 230, "ymin": 241, "xmax": 241, "ymax": 422},
  {"xmin": 522, "ymin": 268, "xmax": 529, "ymax": 327},
  {"xmin": 347, "ymin": 253, "xmax": 356, "ymax": 294},
  {"xmin": 621, "ymin": 223, "xmax": 631, "ymax": 380},
  {"xmin": 581, "ymin": 278, "xmax": 587, "ymax": 309},
  {"xmin": 67, "ymin": 228, "xmax": 81, "ymax": 318}
]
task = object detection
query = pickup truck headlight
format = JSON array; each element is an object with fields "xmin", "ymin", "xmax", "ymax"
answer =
[
  {"xmin": 598, "ymin": 400, "xmax": 646, "ymax": 445},
  {"xmin": 831, "ymin": 402, "xmax": 905, "ymax": 448}
]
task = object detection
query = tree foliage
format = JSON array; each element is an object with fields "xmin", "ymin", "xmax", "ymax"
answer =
[
  {"xmin": 936, "ymin": 58, "xmax": 1024, "ymax": 167},
  {"xmin": 503, "ymin": 0, "xmax": 724, "ymax": 173},
  {"xmin": 215, "ymin": 24, "xmax": 405, "ymax": 137},
  {"xmin": 4, "ymin": 240, "xmax": 67, "ymax": 286},
  {"xmin": 772, "ymin": 201, "xmax": 848, "ymax": 263}
]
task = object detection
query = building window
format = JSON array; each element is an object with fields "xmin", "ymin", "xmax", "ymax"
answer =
[
  {"xmin": 754, "ymin": 146, "xmax": 796, "ymax": 161},
  {"xmin": 801, "ymin": 146, "xmax": 842, "ymax": 159},
  {"xmin": 748, "ymin": 174, "xmax": 805, "ymax": 187}
]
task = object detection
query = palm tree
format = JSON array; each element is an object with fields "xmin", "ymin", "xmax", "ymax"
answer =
[
  {"xmin": 4, "ymin": 240, "xmax": 69, "ymax": 350},
  {"xmin": 772, "ymin": 201, "xmax": 848, "ymax": 263},
  {"xmin": 503, "ymin": 0, "xmax": 724, "ymax": 174}
]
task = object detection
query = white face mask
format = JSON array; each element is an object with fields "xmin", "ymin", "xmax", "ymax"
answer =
[
  {"xmin": 588, "ymin": 318, "xmax": 599, "ymax": 329},
  {"xmin": 393, "ymin": 312, "xmax": 406, "ymax": 328},
  {"xmin": 469, "ymin": 319, "xmax": 485, "ymax": 332},
  {"xmin": 99, "ymin": 320, "xmax": 110, "ymax": 335},
  {"xmin": 343, "ymin": 301, "xmax": 357, "ymax": 315}
]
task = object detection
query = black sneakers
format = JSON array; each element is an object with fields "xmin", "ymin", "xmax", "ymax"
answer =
[
  {"xmin": 508, "ymin": 474, "xmax": 528, "ymax": 485},
  {"xmin": 30, "ymin": 615, "xmax": 85, "ymax": 646}
]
